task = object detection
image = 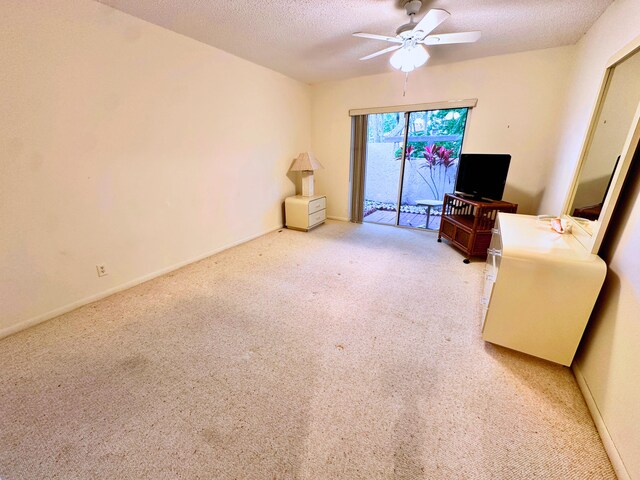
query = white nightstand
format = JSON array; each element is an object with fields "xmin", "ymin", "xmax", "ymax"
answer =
[{"xmin": 285, "ymin": 194, "xmax": 326, "ymax": 231}]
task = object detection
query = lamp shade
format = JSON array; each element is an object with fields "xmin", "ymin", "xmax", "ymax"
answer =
[{"xmin": 289, "ymin": 152, "xmax": 324, "ymax": 172}]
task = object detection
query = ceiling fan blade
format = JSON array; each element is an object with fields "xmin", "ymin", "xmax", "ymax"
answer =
[
  {"xmin": 353, "ymin": 32, "xmax": 402, "ymax": 44},
  {"xmin": 412, "ymin": 9, "xmax": 450, "ymax": 38},
  {"xmin": 421, "ymin": 31, "xmax": 481, "ymax": 45},
  {"xmin": 359, "ymin": 45, "xmax": 402, "ymax": 61}
]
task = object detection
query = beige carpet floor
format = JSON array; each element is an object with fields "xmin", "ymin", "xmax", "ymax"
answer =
[{"xmin": 0, "ymin": 221, "xmax": 615, "ymax": 479}]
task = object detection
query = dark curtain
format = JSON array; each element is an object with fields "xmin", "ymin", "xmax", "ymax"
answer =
[{"xmin": 350, "ymin": 115, "xmax": 368, "ymax": 223}]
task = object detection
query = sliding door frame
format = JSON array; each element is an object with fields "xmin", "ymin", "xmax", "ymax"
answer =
[
  {"xmin": 394, "ymin": 112, "xmax": 411, "ymax": 226},
  {"xmin": 361, "ymin": 103, "xmax": 474, "ymax": 231}
]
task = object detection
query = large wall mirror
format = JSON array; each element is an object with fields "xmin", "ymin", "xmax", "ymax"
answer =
[{"xmin": 565, "ymin": 36, "xmax": 640, "ymax": 253}]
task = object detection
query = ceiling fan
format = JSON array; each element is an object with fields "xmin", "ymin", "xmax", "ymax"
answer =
[{"xmin": 353, "ymin": 0, "xmax": 481, "ymax": 73}]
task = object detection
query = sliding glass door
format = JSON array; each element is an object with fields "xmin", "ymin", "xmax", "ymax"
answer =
[
  {"xmin": 363, "ymin": 112, "xmax": 404, "ymax": 225},
  {"xmin": 363, "ymin": 107, "xmax": 468, "ymax": 230}
]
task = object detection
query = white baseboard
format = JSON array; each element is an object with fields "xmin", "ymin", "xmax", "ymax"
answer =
[
  {"xmin": 573, "ymin": 361, "xmax": 631, "ymax": 479},
  {"xmin": 0, "ymin": 224, "xmax": 284, "ymax": 340},
  {"xmin": 327, "ymin": 215, "xmax": 350, "ymax": 222}
]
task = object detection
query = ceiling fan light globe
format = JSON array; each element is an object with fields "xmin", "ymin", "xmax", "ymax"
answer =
[
  {"xmin": 410, "ymin": 45, "xmax": 429, "ymax": 67},
  {"xmin": 390, "ymin": 48, "xmax": 407, "ymax": 70},
  {"xmin": 400, "ymin": 62, "xmax": 415, "ymax": 73}
]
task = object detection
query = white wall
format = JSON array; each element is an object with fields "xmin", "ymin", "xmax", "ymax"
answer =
[
  {"xmin": 0, "ymin": 0, "xmax": 311, "ymax": 336},
  {"xmin": 541, "ymin": 0, "xmax": 640, "ymax": 478},
  {"xmin": 310, "ymin": 46, "xmax": 575, "ymax": 219}
]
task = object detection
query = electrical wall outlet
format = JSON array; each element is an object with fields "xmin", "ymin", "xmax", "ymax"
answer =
[{"xmin": 96, "ymin": 264, "xmax": 108, "ymax": 277}]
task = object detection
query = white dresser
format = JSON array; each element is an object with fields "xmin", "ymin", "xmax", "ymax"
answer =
[
  {"xmin": 285, "ymin": 194, "xmax": 326, "ymax": 231},
  {"xmin": 481, "ymin": 213, "xmax": 606, "ymax": 366}
]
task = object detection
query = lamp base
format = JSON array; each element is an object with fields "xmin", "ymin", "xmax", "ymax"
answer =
[{"xmin": 301, "ymin": 171, "xmax": 314, "ymax": 197}]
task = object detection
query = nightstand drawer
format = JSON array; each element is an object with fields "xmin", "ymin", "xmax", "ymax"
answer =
[
  {"xmin": 309, "ymin": 197, "xmax": 326, "ymax": 214},
  {"xmin": 309, "ymin": 209, "xmax": 326, "ymax": 227}
]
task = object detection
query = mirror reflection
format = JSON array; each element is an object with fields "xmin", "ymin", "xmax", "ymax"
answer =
[{"xmin": 570, "ymin": 50, "xmax": 640, "ymax": 227}]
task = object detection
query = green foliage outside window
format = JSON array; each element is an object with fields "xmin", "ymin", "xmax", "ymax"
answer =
[{"xmin": 392, "ymin": 108, "xmax": 468, "ymax": 160}]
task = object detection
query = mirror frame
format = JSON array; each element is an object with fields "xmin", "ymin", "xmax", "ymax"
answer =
[{"xmin": 564, "ymin": 34, "xmax": 640, "ymax": 254}]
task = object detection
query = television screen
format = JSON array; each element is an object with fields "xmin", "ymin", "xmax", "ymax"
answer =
[{"xmin": 454, "ymin": 154, "xmax": 511, "ymax": 201}]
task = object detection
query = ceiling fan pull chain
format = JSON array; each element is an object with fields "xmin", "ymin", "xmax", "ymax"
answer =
[{"xmin": 403, "ymin": 72, "xmax": 409, "ymax": 97}]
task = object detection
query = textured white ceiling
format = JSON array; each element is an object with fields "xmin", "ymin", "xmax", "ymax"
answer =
[{"xmin": 96, "ymin": 0, "xmax": 612, "ymax": 84}]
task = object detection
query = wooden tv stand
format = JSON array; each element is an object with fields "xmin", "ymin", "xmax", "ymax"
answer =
[{"xmin": 437, "ymin": 194, "xmax": 517, "ymax": 263}]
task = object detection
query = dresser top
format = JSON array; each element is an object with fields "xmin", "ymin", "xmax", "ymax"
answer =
[{"xmin": 498, "ymin": 213, "xmax": 604, "ymax": 265}]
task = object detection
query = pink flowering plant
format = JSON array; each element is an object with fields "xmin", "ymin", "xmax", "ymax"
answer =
[{"xmin": 398, "ymin": 143, "xmax": 458, "ymax": 199}]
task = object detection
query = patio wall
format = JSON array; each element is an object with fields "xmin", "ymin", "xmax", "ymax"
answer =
[{"xmin": 364, "ymin": 144, "xmax": 400, "ymax": 204}]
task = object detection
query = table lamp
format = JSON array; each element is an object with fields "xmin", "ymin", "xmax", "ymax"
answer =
[{"xmin": 289, "ymin": 152, "xmax": 323, "ymax": 197}]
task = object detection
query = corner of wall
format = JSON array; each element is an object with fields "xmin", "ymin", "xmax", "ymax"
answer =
[{"xmin": 572, "ymin": 361, "xmax": 632, "ymax": 480}]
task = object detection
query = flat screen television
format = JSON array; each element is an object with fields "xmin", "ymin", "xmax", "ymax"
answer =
[{"xmin": 454, "ymin": 153, "xmax": 511, "ymax": 201}]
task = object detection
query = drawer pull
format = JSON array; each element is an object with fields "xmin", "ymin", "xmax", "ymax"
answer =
[
  {"xmin": 491, "ymin": 228, "xmax": 500, "ymax": 235},
  {"xmin": 485, "ymin": 273, "xmax": 495, "ymax": 282},
  {"xmin": 487, "ymin": 248, "xmax": 502, "ymax": 257},
  {"xmin": 480, "ymin": 296, "xmax": 490, "ymax": 307}
]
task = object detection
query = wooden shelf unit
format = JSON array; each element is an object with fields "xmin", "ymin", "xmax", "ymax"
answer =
[{"xmin": 438, "ymin": 194, "xmax": 517, "ymax": 263}]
